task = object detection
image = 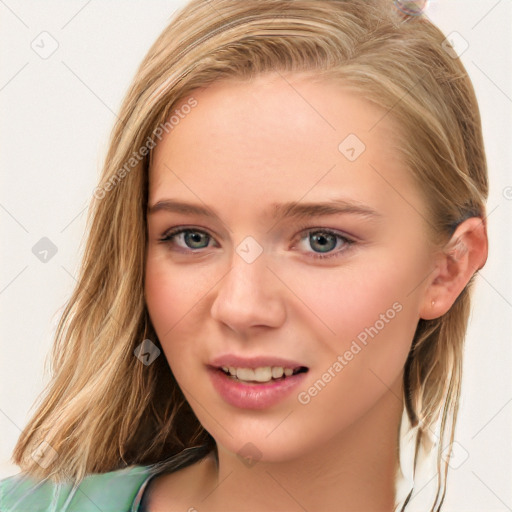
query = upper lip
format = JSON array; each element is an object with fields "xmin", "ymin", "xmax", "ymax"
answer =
[{"xmin": 209, "ymin": 354, "xmax": 308, "ymax": 370}]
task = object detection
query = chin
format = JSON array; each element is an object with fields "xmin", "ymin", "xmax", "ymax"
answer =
[{"xmin": 209, "ymin": 421, "xmax": 323, "ymax": 465}]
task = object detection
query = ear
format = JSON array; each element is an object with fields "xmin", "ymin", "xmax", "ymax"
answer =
[{"xmin": 419, "ymin": 217, "xmax": 488, "ymax": 320}]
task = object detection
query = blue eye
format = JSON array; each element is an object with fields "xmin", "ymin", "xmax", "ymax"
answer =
[
  {"xmin": 159, "ymin": 227, "xmax": 355, "ymax": 260},
  {"xmin": 296, "ymin": 229, "xmax": 355, "ymax": 260},
  {"xmin": 159, "ymin": 228, "xmax": 214, "ymax": 251}
]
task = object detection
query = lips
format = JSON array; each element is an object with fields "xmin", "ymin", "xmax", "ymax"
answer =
[
  {"xmin": 207, "ymin": 364, "xmax": 309, "ymax": 409},
  {"xmin": 209, "ymin": 354, "xmax": 308, "ymax": 370}
]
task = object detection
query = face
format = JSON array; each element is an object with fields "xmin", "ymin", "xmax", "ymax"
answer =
[{"xmin": 145, "ymin": 73, "xmax": 437, "ymax": 462}]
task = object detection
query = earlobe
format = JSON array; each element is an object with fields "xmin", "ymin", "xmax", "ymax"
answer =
[{"xmin": 419, "ymin": 217, "xmax": 488, "ymax": 320}]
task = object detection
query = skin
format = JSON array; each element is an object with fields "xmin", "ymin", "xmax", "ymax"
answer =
[{"xmin": 144, "ymin": 72, "xmax": 488, "ymax": 511}]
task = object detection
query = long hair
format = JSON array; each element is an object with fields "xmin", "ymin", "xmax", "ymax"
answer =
[{"xmin": 12, "ymin": 1, "xmax": 488, "ymax": 510}]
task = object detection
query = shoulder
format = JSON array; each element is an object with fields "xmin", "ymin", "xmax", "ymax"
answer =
[{"xmin": 0, "ymin": 465, "xmax": 153, "ymax": 512}]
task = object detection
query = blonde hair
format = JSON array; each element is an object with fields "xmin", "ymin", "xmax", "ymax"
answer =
[{"xmin": 13, "ymin": 1, "xmax": 488, "ymax": 510}]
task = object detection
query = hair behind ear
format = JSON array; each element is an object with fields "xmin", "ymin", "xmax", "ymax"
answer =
[{"xmin": 404, "ymin": 278, "xmax": 474, "ymax": 509}]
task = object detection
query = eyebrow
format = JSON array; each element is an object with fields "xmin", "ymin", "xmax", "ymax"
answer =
[{"xmin": 147, "ymin": 198, "xmax": 381, "ymax": 222}]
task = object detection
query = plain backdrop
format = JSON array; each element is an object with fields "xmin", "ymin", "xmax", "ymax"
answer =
[{"xmin": 1, "ymin": 1, "xmax": 511, "ymax": 510}]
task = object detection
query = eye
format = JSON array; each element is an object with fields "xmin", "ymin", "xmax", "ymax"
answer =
[
  {"xmin": 294, "ymin": 229, "xmax": 355, "ymax": 260},
  {"xmin": 159, "ymin": 227, "xmax": 216, "ymax": 251},
  {"xmin": 158, "ymin": 226, "xmax": 355, "ymax": 260}
]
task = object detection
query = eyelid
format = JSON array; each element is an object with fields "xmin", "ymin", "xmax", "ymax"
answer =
[
  {"xmin": 291, "ymin": 221, "xmax": 359, "ymax": 242},
  {"xmin": 160, "ymin": 225, "xmax": 210, "ymax": 238}
]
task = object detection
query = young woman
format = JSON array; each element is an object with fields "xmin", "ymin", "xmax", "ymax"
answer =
[{"xmin": 0, "ymin": 1, "xmax": 489, "ymax": 511}]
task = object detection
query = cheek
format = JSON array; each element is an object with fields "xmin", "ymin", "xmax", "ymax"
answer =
[
  {"xmin": 275, "ymin": 249, "xmax": 425, "ymax": 409},
  {"xmin": 145, "ymin": 255, "xmax": 181, "ymax": 337},
  {"xmin": 284, "ymin": 265, "xmax": 418, "ymax": 439},
  {"xmin": 144, "ymin": 251, "xmax": 220, "ymax": 376},
  {"xmin": 145, "ymin": 250, "xmax": 210, "ymax": 337},
  {"xmin": 280, "ymin": 253, "xmax": 420, "ymax": 353}
]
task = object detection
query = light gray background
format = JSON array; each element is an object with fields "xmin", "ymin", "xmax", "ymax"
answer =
[{"xmin": 1, "ymin": 1, "xmax": 511, "ymax": 510}]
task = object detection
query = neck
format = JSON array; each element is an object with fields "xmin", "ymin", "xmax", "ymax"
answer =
[{"xmin": 204, "ymin": 375, "xmax": 404, "ymax": 512}]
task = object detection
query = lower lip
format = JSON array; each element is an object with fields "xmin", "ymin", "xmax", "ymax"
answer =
[{"xmin": 207, "ymin": 367, "xmax": 308, "ymax": 410}]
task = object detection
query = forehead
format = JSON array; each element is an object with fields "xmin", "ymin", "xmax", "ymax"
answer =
[
  {"xmin": 154, "ymin": 73, "xmax": 398, "ymax": 163},
  {"xmin": 148, "ymin": 73, "xmax": 422, "ymax": 221}
]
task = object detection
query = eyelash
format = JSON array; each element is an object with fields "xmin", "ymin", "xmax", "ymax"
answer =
[{"xmin": 158, "ymin": 225, "xmax": 356, "ymax": 260}]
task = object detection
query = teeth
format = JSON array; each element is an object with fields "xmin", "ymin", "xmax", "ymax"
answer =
[
  {"xmin": 271, "ymin": 367, "xmax": 284, "ymax": 379},
  {"xmin": 221, "ymin": 366, "xmax": 302, "ymax": 382}
]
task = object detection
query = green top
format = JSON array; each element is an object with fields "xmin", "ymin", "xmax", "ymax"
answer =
[
  {"xmin": 0, "ymin": 446, "xmax": 213, "ymax": 512},
  {"xmin": 0, "ymin": 464, "xmax": 155, "ymax": 512}
]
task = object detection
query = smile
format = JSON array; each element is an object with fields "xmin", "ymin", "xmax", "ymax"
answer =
[{"xmin": 220, "ymin": 366, "xmax": 308, "ymax": 383}]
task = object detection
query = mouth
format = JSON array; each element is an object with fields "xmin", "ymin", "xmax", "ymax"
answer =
[
  {"xmin": 208, "ymin": 354, "xmax": 309, "ymax": 385},
  {"xmin": 216, "ymin": 365, "xmax": 309, "ymax": 384},
  {"xmin": 207, "ymin": 358, "xmax": 310, "ymax": 409}
]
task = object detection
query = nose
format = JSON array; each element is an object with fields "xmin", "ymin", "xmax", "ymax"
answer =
[{"xmin": 210, "ymin": 251, "xmax": 287, "ymax": 335}]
